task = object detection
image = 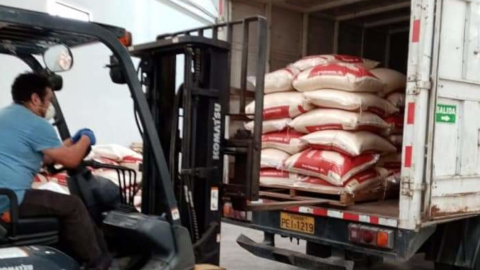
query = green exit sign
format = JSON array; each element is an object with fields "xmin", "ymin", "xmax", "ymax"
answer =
[{"xmin": 436, "ymin": 104, "xmax": 457, "ymax": 124}]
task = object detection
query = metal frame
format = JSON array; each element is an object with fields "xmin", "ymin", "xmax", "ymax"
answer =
[{"xmin": 0, "ymin": 4, "xmax": 180, "ymax": 224}]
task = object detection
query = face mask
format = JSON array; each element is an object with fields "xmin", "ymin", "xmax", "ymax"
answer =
[{"xmin": 44, "ymin": 103, "xmax": 56, "ymax": 121}]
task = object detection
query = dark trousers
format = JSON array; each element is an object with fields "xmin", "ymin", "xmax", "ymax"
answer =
[{"xmin": 18, "ymin": 189, "xmax": 106, "ymax": 266}]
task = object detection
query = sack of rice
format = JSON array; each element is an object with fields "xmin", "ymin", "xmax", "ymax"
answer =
[
  {"xmin": 261, "ymin": 148, "xmax": 290, "ymax": 169},
  {"xmin": 383, "ymin": 113, "xmax": 404, "ymax": 135},
  {"xmin": 303, "ymin": 89, "xmax": 398, "ymax": 117},
  {"xmin": 377, "ymin": 153, "xmax": 402, "ymax": 169},
  {"xmin": 386, "ymin": 92, "xmax": 406, "ymax": 108},
  {"xmin": 387, "ymin": 135, "xmax": 403, "ymax": 148},
  {"xmin": 289, "ymin": 109, "xmax": 390, "ymax": 134},
  {"xmin": 245, "ymin": 92, "xmax": 314, "ymax": 120},
  {"xmin": 291, "ymin": 54, "xmax": 379, "ymax": 71},
  {"xmin": 260, "ymin": 169, "xmax": 299, "ymax": 186},
  {"xmin": 262, "ymin": 129, "xmax": 308, "ymax": 154},
  {"xmin": 294, "ymin": 167, "xmax": 388, "ymax": 193},
  {"xmin": 293, "ymin": 63, "xmax": 386, "ymax": 93},
  {"xmin": 370, "ymin": 68, "xmax": 406, "ymax": 97},
  {"xmin": 284, "ymin": 149, "xmax": 379, "ymax": 185},
  {"xmin": 301, "ymin": 130, "xmax": 397, "ymax": 157},
  {"xmin": 245, "ymin": 118, "xmax": 291, "ymax": 134},
  {"xmin": 249, "ymin": 67, "xmax": 300, "ymax": 94}
]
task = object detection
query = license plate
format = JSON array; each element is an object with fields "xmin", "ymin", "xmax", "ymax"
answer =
[{"xmin": 280, "ymin": 212, "xmax": 315, "ymax": 234}]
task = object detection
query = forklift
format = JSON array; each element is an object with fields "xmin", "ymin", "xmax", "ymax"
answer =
[{"xmin": 0, "ymin": 4, "xmax": 267, "ymax": 270}]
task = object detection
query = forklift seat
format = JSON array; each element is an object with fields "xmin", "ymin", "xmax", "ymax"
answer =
[{"xmin": 0, "ymin": 188, "xmax": 59, "ymax": 247}]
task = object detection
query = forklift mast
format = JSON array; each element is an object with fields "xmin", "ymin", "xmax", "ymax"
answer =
[{"xmin": 130, "ymin": 17, "xmax": 267, "ymax": 265}]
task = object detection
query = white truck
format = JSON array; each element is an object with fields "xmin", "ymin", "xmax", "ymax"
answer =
[{"xmin": 220, "ymin": 0, "xmax": 480, "ymax": 269}]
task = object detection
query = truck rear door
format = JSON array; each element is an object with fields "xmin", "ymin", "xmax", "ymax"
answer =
[{"xmin": 430, "ymin": 0, "xmax": 480, "ymax": 218}]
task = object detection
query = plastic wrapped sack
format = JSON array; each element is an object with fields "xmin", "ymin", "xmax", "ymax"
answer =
[
  {"xmin": 260, "ymin": 169, "xmax": 299, "ymax": 186},
  {"xmin": 284, "ymin": 149, "xmax": 379, "ymax": 185},
  {"xmin": 386, "ymin": 92, "xmax": 406, "ymax": 108},
  {"xmin": 262, "ymin": 129, "xmax": 308, "ymax": 154},
  {"xmin": 289, "ymin": 109, "xmax": 389, "ymax": 133},
  {"xmin": 245, "ymin": 118, "xmax": 291, "ymax": 134},
  {"xmin": 370, "ymin": 68, "xmax": 406, "ymax": 96},
  {"xmin": 249, "ymin": 67, "xmax": 300, "ymax": 93},
  {"xmin": 261, "ymin": 148, "xmax": 290, "ymax": 169},
  {"xmin": 293, "ymin": 63, "xmax": 385, "ymax": 93},
  {"xmin": 245, "ymin": 92, "xmax": 313, "ymax": 120},
  {"xmin": 291, "ymin": 55, "xmax": 379, "ymax": 71},
  {"xmin": 294, "ymin": 167, "xmax": 388, "ymax": 193},
  {"xmin": 301, "ymin": 130, "xmax": 397, "ymax": 157}
]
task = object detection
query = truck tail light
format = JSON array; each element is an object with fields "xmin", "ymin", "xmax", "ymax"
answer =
[{"xmin": 348, "ymin": 224, "xmax": 394, "ymax": 249}]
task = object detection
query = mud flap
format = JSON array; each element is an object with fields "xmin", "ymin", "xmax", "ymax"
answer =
[{"xmin": 236, "ymin": 234, "xmax": 354, "ymax": 270}]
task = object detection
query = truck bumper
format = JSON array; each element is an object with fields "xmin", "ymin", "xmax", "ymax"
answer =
[{"xmin": 237, "ymin": 234, "xmax": 354, "ymax": 270}]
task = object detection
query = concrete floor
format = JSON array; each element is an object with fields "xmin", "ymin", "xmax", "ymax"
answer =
[{"xmin": 220, "ymin": 223, "xmax": 433, "ymax": 270}]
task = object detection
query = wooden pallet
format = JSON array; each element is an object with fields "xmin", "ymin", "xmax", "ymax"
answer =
[{"xmin": 258, "ymin": 184, "xmax": 388, "ymax": 207}]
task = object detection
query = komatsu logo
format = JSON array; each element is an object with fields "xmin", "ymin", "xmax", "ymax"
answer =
[
  {"xmin": 212, "ymin": 103, "xmax": 221, "ymax": 160},
  {"xmin": 0, "ymin": 265, "xmax": 33, "ymax": 270}
]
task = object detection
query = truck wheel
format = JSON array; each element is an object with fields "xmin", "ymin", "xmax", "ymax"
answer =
[{"xmin": 306, "ymin": 241, "xmax": 331, "ymax": 258}]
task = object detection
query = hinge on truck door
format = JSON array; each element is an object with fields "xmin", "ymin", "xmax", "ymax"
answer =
[
  {"xmin": 407, "ymin": 80, "xmax": 432, "ymax": 95},
  {"xmin": 401, "ymin": 177, "xmax": 426, "ymax": 196}
]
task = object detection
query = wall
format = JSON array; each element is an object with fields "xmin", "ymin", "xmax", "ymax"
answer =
[{"xmin": 0, "ymin": 0, "xmax": 212, "ymax": 146}]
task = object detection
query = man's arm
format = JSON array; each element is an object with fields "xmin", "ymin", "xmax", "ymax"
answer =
[
  {"xmin": 42, "ymin": 138, "xmax": 75, "ymax": 165},
  {"xmin": 42, "ymin": 136, "xmax": 91, "ymax": 168}
]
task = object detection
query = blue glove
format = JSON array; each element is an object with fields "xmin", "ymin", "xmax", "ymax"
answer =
[{"xmin": 72, "ymin": 128, "xmax": 96, "ymax": 145}]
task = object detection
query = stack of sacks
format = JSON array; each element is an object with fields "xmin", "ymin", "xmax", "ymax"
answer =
[
  {"xmin": 283, "ymin": 56, "xmax": 398, "ymax": 194},
  {"xmin": 244, "ymin": 67, "xmax": 313, "ymax": 187},
  {"xmin": 33, "ymin": 144, "xmax": 143, "ymax": 208},
  {"xmin": 371, "ymin": 68, "xmax": 407, "ymax": 177}
]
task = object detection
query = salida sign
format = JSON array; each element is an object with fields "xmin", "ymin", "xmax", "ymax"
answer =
[{"xmin": 436, "ymin": 104, "xmax": 457, "ymax": 124}]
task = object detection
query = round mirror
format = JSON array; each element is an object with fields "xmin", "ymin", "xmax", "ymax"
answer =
[{"xmin": 43, "ymin": 44, "xmax": 73, "ymax": 72}]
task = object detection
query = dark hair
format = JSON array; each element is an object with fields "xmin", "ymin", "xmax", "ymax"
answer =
[{"xmin": 11, "ymin": 73, "xmax": 53, "ymax": 104}]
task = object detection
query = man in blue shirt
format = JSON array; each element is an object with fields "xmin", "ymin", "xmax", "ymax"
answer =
[{"xmin": 0, "ymin": 73, "xmax": 111, "ymax": 270}]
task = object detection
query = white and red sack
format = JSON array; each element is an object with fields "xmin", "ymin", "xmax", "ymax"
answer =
[
  {"xmin": 387, "ymin": 135, "xmax": 403, "ymax": 148},
  {"xmin": 289, "ymin": 109, "xmax": 390, "ymax": 134},
  {"xmin": 245, "ymin": 118, "xmax": 291, "ymax": 134},
  {"xmin": 294, "ymin": 167, "xmax": 388, "ymax": 193},
  {"xmin": 290, "ymin": 55, "xmax": 379, "ymax": 71},
  {"xmin": 245, "ymin": 92, "xmax": 313, "ymax": 120},
  {"xmin": 301, "ymin": 130, "xmax": 397, "ymax": 157},
  {"xmin": 370, "ymin": 68, "xmax": 406, "ymax": 96},
  {"xmin": 261, "ymin": 148, "xmax": 290, "ymax": 169},
  {"xmin": 253, "ymin": 67, "xmax": 301, "ymax": 93},
  {"xmin": 259, "ymin": 169, "xmax": 299, "ymax": 186},
  {"xmin": 284, "ymin": 149, "xmax": 379, "ymax": 186},
  {"xmin": 293, "ymin": 63, "xmax": 386, "ymax": 93},
  {"xmin": 383, "ymin": 113, "xmax": 404, "ymax": 135},
  {"xmin": 303, "ymin": 89, "xmax": 398, "ymax": 117},
  {"xmin": 262, "ymin": 129, "xmax": 308, "ymax": 154},
  {"xmin": 386, "ymin": 92, "xmax": 406, "ymax": 108},
  {"xmin": 377, "ymin": 153, "xmax": 402, "ymax": 169},
  {"xmin": 91, "ymin": 144, "xmax": 143, "ymax": 162}
]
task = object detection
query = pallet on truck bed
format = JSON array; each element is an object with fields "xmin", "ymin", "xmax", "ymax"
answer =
[{"xmin": 256, "ymin": 184, "xmax": 388, "ymax": 208}]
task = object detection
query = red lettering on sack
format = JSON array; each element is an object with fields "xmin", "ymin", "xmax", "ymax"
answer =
[
  {"xmin": 308, "ymin": 64, "xmax": 374, "ymax": 79},
  {"xmin": 291, "ymin": 149, "xmax": 377, "ymax": 179},
  {"xmin": 260, "ymin": 169, "xmax": 290, "ymax": 178},
  {"xmin": 264, "ymin": 106, "xmax": 290, "ymax": 120},
  {"xmin": 333, "ymin": 55, "xmax": 363, "ymax": 63}
]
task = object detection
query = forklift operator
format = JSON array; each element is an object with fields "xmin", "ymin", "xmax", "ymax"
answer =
[{"xmin": 0, "ymin": 73, "xmax": 112, "ymax": 270}]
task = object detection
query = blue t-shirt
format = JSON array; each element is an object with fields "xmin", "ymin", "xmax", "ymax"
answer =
[{"xmin": 0, "ymin": 104, "xmax": 62, "ymax": 213}]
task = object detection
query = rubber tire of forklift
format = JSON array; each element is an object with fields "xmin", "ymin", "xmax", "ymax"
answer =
[
  {"xmin": 345, "ymin": 250, "xmax": 383, "ymax": 269},
  {"xmin": 306, "ymin": 241, "xmax": 331, "ymax": 258}
]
